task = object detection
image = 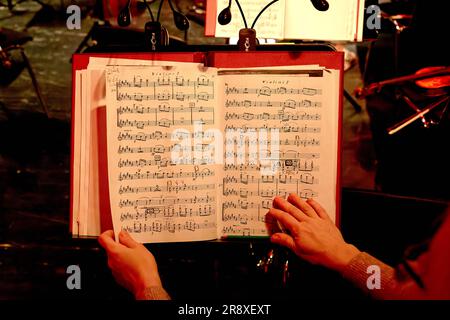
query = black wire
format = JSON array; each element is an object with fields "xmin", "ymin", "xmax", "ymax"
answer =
[
  {"xmin": 167, "ymin": 0, "xmax": 176, "ymax": 12},
  {"xmin": 157, "ymin": 0, "xmax": 165, "ymax": 22},
  {"xmin": 234, "ymin": 0, "xmax": 248, "ymax": 29},
  {"xmin": 401, "ymin": 260, "xmax": 425, "ymax": 289},
  {"xmin": 143, "ymin": 0, "xmax": 155, "ymax": 22},
  {"xmin": 251, "ymin": 0, "xmax": 279, "ymax": 29}
]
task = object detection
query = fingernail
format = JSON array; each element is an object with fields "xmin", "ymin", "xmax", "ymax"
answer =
[{"xmin": 271, "ymin": 234, "xmax": 280, "ymax": 241}]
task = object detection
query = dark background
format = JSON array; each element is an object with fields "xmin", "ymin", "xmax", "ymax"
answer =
[{"xmin": 1, "ymin": 0, "xmax": 449, "ymax": 299}]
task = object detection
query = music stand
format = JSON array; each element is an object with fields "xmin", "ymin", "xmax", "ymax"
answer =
[{"xmin": 0, "ymin": 27, "xmax": 49, "ymax": 117}]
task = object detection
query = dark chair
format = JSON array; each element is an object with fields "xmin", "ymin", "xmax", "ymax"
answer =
[{"xmin": 0, "ymin": 27, "xmax": 49, "ymax": 117}]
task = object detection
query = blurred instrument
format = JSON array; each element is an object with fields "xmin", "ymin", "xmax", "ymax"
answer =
[{"xmin": 355, "ymin": 66, "xmax": 450, "ymax": 99}]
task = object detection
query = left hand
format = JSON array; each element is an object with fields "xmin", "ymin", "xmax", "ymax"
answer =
[{"xmin": 98, "ymin": 230, "xmax": 162, "ymax": 298}]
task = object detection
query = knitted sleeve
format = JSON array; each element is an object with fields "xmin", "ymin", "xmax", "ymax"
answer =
[
  {"xmin": 341, "ymin": 252, "xmax": 401, "ymax": 299},
  {"xmin": 135, "ymin": 286, "xmax": 171, "ymax": 300}
]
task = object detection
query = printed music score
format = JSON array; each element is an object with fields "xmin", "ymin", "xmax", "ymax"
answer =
[
  {"xmin": 103, "ymin": 64, "xmax": 340, "ymax": 241},
  {"xmin": 106, "ymin": 65, "xmax": 220, "ymax": 243},
  {"xmin": 218, "ymin": 69, "xmax": 338, "ymax": 237},
  {"xmin": 72, "ymin": 53, "xmax": 342, "ymax": 241}
]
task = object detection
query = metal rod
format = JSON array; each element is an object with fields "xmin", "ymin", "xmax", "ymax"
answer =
[
  {"xmin": 17, "ymin": 46, "xmax": 49, "ymax": 118},
  {"xmin": 388, "ymin": 96, "xmax": 449, "ymax": 135}
]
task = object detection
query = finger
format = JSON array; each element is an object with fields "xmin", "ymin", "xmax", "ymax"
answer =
[
  {"xmin": 287, "ymin": 193, "xmax": 318, "ymax": 218},
  {"xmin": 264, "ymin": 212, "xmax": 281, "ymax": 235},
  {"xmin": 270, "ymin": 233, "xmax": 296, "ymax": 252},
  {"xmin": 273, "ymin": 196, "xmax": 309, "ymax": 222},
  {"xmin": 306, "ymin": 198, "xmax": 330, "ymax": 220},
  {"xmin": 98, "ymin": 230, "xmax": 120, "ymax": 252},
  {"xmin": 119, "ymin": 230, "xmax": 139, "ymax": 248},
  {"xmin": 267, "ymin": 208, "xmax": 301, "ymax": 235}
]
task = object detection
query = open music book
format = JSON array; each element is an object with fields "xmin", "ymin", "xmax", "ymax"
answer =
[
  {"xmin": 71, "ymin": 51, "xmax": 343, "ymax": 243},
  {"xmin": 206, "ymin": 0, "xmax": 365, "ymax": 42}
]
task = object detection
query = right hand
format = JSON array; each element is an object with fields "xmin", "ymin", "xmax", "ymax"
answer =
[{"xmin": 267, "ymin": 194, "xmax": 360, "ymax": 273}]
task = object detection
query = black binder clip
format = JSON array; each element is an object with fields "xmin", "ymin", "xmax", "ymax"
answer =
[
  {"xmin": 144, "ymin": 22, "xmax": 169, "ymax": 51},
  {"xmin": 118, "ymin": 0, "xmax": 189, "ymax": 51},
  {"xmin": 238, "ymin": 28, "xmax": 258, "ymax": 52},
  {"xmin": 217, "ymin": 0, "xmax": 278, "ymax": 52}
]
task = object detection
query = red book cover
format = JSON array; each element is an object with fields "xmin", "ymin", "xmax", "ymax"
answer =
[
  {"xmin": 70, "ymin": 50, "xmax": 343, "ymax": 236},
  {"xmin": 70, "ymin": 52, "xmax": 205, "ymax": 235}
]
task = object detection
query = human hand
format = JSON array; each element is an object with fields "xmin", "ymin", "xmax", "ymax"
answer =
[
  {"xmin": 98, "ymin": 230, "xmax": 162, "ymax": 298},
  {"xmin": 267, "ymin": 194, "xmax": 360, "ymax": 273}
]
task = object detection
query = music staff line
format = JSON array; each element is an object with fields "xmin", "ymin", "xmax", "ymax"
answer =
[
  {"xmin": 118, "ymin": 183, "xmax": 216, "ymax": 195},
  {"xmin": 116, "ymin": 154, "xmax": 319, "ymax": 170},
  {"xmin": 118, "ymin": 158, "xmax": 216, "ymax": 169},
  {"xmin": 118, "ymin": 196, "xmax": 215, "ymax": 207},
  {"xmin": 222, "ymin": 188, "xmax": 318, "ymax": 199},
  {"xmin": 221, "ymin": 226, "xmax": 268, "ymax": 237},
  {"xmin": 117, "ymin": 104, "xmax": 214, "ymax": 115},
  {"xmin": 116, "ymin": 154, "xmax": 318, "ymax": 168},
  {"xmin": 117, "ymin": 126, "xmax": 322, "ymax": 144},
  {"xmin": 118, "ymin": 144, "xmax": 217, "ymax": 155},
  {"xmin": 224, "ymin": 163, "xmax": 319, "ymax": 173},
  {"xmin": 122, "ymin": 220, "xmax": 216, "ymax": 234},
  {"xmin": 117, "ymin": 118, "xmax": 214, "ymax": 129},
  {"xmin": 224, "ymin": 112, "xmax": 321, "ymax": 121},
  {"xmin": 118, "ymin": 168, "xmax": 214, "ymax": 182},
  {"xmin": 224, "ymin": 85, "xmax": 322, "ymax": 96},
  {"xmin": 224, "ymin": 99, "xmax": 321, "ymax": 108},
  {"xmin": 222, "ymin": 212, "xmax": 266, "ymax": 224},
  {"xmin": 118, "ymin": 130, "xmax": 221, "ymax": 142},
  {"xmin": 224, "ymin": 173, "xmax": 316, "ymax": 186},
  {"xmin": 224, "ymin": 137, "xmax": 320, "ymax": 147},
  {"xmin": 116, "ymin": 75, "xmax": 213, "ymax": 88},
  {"xmin": 117, "ymin": 142, "xmax": 320, "ymax": 156},
  {"xmin": 119, "ymin": 206, "xmax": 215, "ymax": 222},
  {"xmin": 224, "ymin": 124, "xmax": 321, "ymax": 133},
  {"xmin": 116, "ymin": 91, "xmax": 214, "ymax": 102}
]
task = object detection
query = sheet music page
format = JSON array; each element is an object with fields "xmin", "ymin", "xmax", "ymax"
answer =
[
  {"xmin": 217, "ymin": 68, "xmax": 340, "ymax": 237},
  {"xmin": 214, "ymin": 0, "xmax": 285, "ymax": 39},
  {"xmin": 284, "ymin": 0, "xmax": 361, "ymax": 41},
  {"xmin": 105, "ymin": 65, "xmax": 220, "ymax": 243}
]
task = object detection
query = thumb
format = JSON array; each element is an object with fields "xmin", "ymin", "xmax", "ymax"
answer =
[
  {"xmin": 270, "ymin": 233, "xmax": 296, "ymax": 252},
  {"xmin": 98, "ymin": 230, "xmax": 119, "ymax": 252},
  {"xmin": 119, "ymin": 230, "xmax": 139, "ymax": 248}
]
